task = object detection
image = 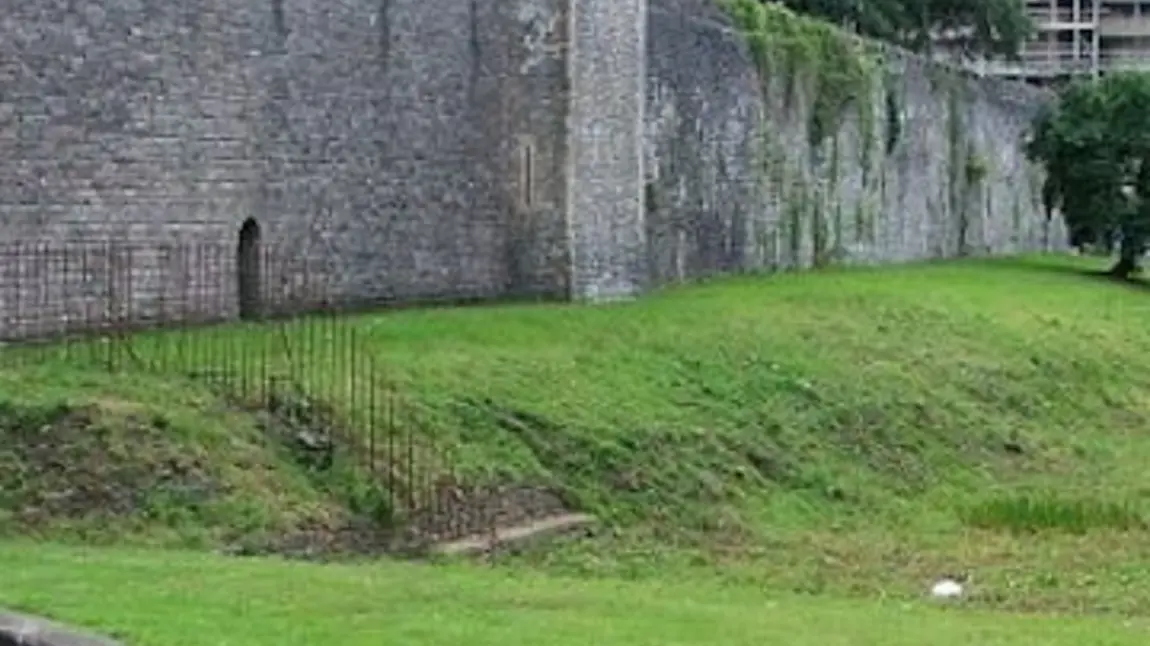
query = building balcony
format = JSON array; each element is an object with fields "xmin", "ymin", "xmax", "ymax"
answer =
[
  {"xmin": 1099, "ymin": 15, "xmax": 1150, "ymax": 35},
  {"xmin": 963, "ymin": 45, "xmax": 1150, "ymax": 78},
  {"xmin": 1027, "ymin": 6, "xmax": 1097, "ymax": 30}
]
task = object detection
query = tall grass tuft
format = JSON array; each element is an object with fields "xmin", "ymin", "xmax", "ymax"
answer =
[{"xmin": 960, "ymin": 494, "xmax": 1146, "ymax": 534}]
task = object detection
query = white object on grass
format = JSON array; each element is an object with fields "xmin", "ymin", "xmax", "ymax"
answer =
[{"xmin": 930, "ymin": 578, "xmax": 964, "ymax": 599}]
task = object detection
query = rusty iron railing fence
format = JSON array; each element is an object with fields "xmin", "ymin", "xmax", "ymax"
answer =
[{"xmin": 0, "ymin": 240, "xmax": 486, "ymax": 546}]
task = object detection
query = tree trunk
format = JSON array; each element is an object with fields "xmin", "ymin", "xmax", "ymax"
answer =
[{"xmin": 1109, "ymin": 236, "xmax": 1144, "ymax": 279}]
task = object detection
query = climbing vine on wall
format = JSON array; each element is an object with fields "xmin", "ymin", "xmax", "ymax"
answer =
[{"xmin": 725, "ymin": 0, "xmax": 880, "ymax": 149}]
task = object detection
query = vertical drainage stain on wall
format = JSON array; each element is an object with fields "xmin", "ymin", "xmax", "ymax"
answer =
[
  {"xmin": 469, "ymin": 0, "xmax": 481, "ymax": 75},
  {"xmin": 518, "ymin": 136, "xmax": 537, "ymax": 210},
  {"xmin": 377, "ymin": 0, "xmax": 392, "ymax": 65},
  {"xmin": 271, "ymin": 0, "xmax": 287, "ymax": 48}
]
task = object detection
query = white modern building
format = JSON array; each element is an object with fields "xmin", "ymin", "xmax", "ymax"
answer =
[{"xmin": 943, "ymin": 0, "xmax": 1150, "ymax": 82}]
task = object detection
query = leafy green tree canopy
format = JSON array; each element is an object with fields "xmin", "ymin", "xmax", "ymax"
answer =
[
  {"xmin": 1026, "ymin": 72, "xmax": 1150, "ymax": 277},
  {"xmin": 776, "ymin": 0, "xmax": 1033, "ymax": 60}
]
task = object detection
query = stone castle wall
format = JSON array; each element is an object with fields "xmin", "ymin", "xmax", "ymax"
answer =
[
  {"xmin": 0, "ymin": 0, "xmax": 581, "ymax": 336},
  {"xmin": 0, "ymin": 0, "xmax": 1058, "ymax": 339}
]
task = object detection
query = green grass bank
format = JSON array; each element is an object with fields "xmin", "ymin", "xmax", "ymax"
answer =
[{"xmin": 5, "ymin": 255, "xmax": 1150, "ymax": 615}]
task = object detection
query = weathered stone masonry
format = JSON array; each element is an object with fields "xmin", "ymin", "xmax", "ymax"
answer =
[
  {"xmin": 644, "ymin": 0, "xmax": 1063, "ymax": 284},
  {"xmin": 0, "ymin": 0, "xmax": 600, "ymax": 333},
  {"xmin": 0, "ymin": 0, "xmax": 1058, "ymax": 337}
]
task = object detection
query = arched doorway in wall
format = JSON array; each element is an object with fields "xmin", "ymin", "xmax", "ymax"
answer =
[{"xmin": 237, "ymin": 218, "xmax": 262, "ymax": 320}]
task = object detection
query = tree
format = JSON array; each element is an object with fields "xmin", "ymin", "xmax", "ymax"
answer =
[
  {"xmin": 920, "ymin": 0, "xmax": 1034, "ymax": 60},
  {"xmin": 776, "ymin": 0, "xmax": 1033, "ymax": 61},
  {"xmin": 1026, "ymin": 72, "xmax": 1150, "ymax": 278}
]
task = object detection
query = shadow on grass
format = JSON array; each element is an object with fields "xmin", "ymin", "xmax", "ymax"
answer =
[{"xmin": 1008, "ymin": 255, "xmax": 1150, "ymax": 294}]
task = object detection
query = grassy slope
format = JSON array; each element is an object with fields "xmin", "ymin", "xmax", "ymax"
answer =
[
  {"xmin": 352, "ymin": 255, "xmax": 1150, "ymax": 612},
  {"xmin": 6, "ymin": 255, "xmax": 1150, "ymax": 619},
  {"xmin": 1, "ymin": 543, "xmax": 1146, "ymax": 646},
  {"xmin": 0, "ymin": 368, "xmax": 346, "ymax": 548}
]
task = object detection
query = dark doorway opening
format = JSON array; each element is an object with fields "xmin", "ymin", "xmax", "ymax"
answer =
[{"xmin": 237, "ymin": 218, "xmax": 262, "ymax": 320}]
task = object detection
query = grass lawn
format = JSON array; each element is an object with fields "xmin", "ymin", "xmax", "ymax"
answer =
[{"xmin": 1, "ymin": 542, "xmax": 1147, "ymax": 646}]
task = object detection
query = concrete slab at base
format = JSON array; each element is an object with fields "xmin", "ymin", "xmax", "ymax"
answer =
[
  {"xmin": 431, "ymin": 513, "xmax": 597, "ymax": 556},
  {"xmin": 0, "ymin": 611, "xmax": 121, "ymax": 646}
]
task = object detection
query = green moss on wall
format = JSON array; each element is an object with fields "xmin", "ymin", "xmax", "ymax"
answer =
[{"xmin": 965, "ymin": 152, "xmax": 989, "ymax": 184}]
